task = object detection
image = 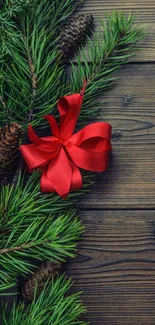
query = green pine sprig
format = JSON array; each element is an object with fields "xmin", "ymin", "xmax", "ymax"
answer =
[
  {"xmin": 69, "ymin": 12, "xmax": 144, "ymax": 123},
  {"xmin": 2, "ymin": 275, "xmax": 88, "ymax": 325},
  {"xmin": 0, "ymin": 0, "xmax": 79, "ymax": 127},
  {"xmin": 0, "ymin": 172, "xmax": 85, "ymax": 291},
  {"xmin": 0, "ymin": 209, "xmax": 83, "ymax": 291}
]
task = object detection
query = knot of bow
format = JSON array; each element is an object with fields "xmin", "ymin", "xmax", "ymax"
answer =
[{"xmin": 20, "ymin": 83, "xmax": 112, "ymax": 198}]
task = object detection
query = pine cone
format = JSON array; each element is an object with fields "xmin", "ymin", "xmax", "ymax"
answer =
[
  {"xmin": 22, "ymin": 261, "xmax": 61, "ymax": 302},
  {"xmin": 0, "ymin": 123, "xmax": 22, "ymax": 181},
  {"xmin": 58, "ymin": 14, "xmax": 93, "ymax": 60}
]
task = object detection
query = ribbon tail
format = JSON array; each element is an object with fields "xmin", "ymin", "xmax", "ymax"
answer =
[
  {"xmin": 40, "ymin": 147, "xmax": 73, "ymax": 198},
  {"xmin": 44, "ymin": 115, "xmax": 60, "ymax": 138},
  {"xmin": 70, "ymin": 163, "xmax": 82, "ymax": 191},
  {"xmin": 41, "ymin": 166, "xmax": 55, "ymax": 193}
]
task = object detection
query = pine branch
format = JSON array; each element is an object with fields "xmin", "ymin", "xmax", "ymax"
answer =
[
  {"xmin": 0, "ymin": 167, "xmax": 94, "ymax": 292},
  {"xmin": 69, "ymin": 12, "xmax": 145, "ymax": 124},
  {"xmin": 0, "ymin": 241, "xmax": 35, "ymax": 255},
  {"xmin": 23, "ymin": 36, "xmax": 37, "ymax": 122},
  {"xmin": 0, "ymin": 0, "xmax": 79, "ymax": 127},
  {"xmin": 0, "ymin": 170, "xmax": 87, "ymax": 292},
  {"xmin": 0, "ymin": 202, "xmax": 84, "ymax": 291},
  {"xmin": 2, "ymin": 276, "xmax": 88, "ymax": 325},
  {"xmin": 0, "ymin": 0, "xmax": 34, "ymax": 59}
]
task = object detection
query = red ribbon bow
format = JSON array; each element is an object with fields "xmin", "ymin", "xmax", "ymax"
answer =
[{"xmin": 20, "ymin": 83, "xmax": 112, "ymax": 198}]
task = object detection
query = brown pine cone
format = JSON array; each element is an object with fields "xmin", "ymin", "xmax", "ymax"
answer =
[
  {"xmin": 22, "ymin": 261, "xmax": 61, "ymax": 302},
  {"xmin": 0, "ymin": 122, "xmax": 23, "ymax": 181},
  {"xmin": 58, "ymin": 14, "xmax": 94, "ymax": 60}
]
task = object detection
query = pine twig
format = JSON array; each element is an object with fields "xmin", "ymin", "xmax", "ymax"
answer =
[
  {"xmin": 0, "ymin": 241, "xmax": 35, "ymax": 255},
  {"xmin": 0, "ymin": 96, "xmax": 6, "ymax": 108},
  {"xmin": 28, "ymin": 53, "xmax": 37, "ymax": 122}
]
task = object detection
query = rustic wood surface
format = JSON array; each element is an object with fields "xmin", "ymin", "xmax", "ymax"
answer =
[
  {"xmin": 2, "ymin": 1, "xmax": 155, "ymax": 324},
  {"xmin": 76, "ymin": 0, "xmax": 155, "ymax": 62},
  {"xmin": 79, "ymin": 64, "xmax": 155, "ymax": 210},
  {"xmin": 67, "ymin": 1, "xmax": 155, "ymax": 324},
  {"xmin": 65, "ymin": 210, "xmax": 155, "ymax": 324}
]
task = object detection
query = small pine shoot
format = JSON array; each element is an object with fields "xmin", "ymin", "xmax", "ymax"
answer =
[{"xmin": 69, "ymin": 12, "xmax": 144, "ymax": 123}]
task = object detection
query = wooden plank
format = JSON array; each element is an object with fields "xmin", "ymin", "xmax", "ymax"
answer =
[
  {"xmin": 77, "ymin": 63, "xmax": 155, "ymax": 209},
  {"xmin": 65, "ymin": 210, "xmax": 155, "ymax": 325},
  {"xmin": 76, "ymin": 0, "xmax": 155, "ymax": 62}
]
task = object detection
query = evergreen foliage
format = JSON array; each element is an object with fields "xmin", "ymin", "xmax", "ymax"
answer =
[
  {"xmin": 0, "ymin": 6, "xmax": 144, "ymax": 128},
  {"xmin": 70, "ymin": 12, "xmax": 144, "ymax": 123},
  {"xmin": 0, "ymin": 0, "xmax": 78, "ymax": 126},
  {"xmin": 0, "ymin": 172, "xmax": 84, "ymax": 292},
  {"xmin": 2, "ymin": 276, "xmax": 88, "ymax": 325},
  {"xmin": 0, "ymin": 1, "xmax": 145, "ymax": 323}
]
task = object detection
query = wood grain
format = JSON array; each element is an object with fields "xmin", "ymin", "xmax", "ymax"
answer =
[
  {"xmin": 78, "ymin": 63, "xmax": 155, "ymax": 209},
  {"xmin": 65, "ymin": 210, "xmax": 155, "ymax": 325},
  {"xmin": 2, "ymin": 1, "xmax": 155, "ymax": 325},
  {"xmin": 75, "ymin": 0, "xmax": 155, "ymax": 62}
]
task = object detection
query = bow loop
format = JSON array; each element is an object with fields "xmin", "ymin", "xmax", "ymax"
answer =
[
  {"xmin": 70, "ymin": 122, "xmax": 112, "ymax": 148},
  {"xmin": 28, "ymin": 125, "xmax": 45, "ymax": 145},
  {"xmin": 20, "ymin": 82, "xmax": 112, "ymax": 198},
  {"xmin": 44, "ymin": 115, "xmax": 60, "ymax": 138},
  {"xmin": 58, "ymin": 93, "xmax": 82, "ymax": 140}
]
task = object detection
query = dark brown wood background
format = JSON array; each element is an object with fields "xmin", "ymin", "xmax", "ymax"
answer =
[
  {"xmin": 2, "ymin": 1, "xmax": 155, "ymax": 324},
  {"xmin": 65, "ymin": 1, "xmax": 155, "ymax": 324}
]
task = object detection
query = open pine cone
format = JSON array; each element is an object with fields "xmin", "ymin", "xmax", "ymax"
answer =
[
  {"xmin": 59, "ymin": 14, "xmax": 93, "ymax": 60},
  {"xmin": 22, "ymin": 261, "xmax": 61, "ymax": 302},
  {"xmin": 0, "ymin": 122, "xmax": 23, "ymax": 181}
]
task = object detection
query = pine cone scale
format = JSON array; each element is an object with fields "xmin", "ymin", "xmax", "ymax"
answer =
[
  {"xmin": 0, "ymin": 122, "xmax": 22, "ymax": 181},
  {"xmin": 22, "ymin": 261, "xmax": 61, "ymax": 302},
  {"xmin": 59, "ymin": 14, "xmax": 93, "ymax": 60}
]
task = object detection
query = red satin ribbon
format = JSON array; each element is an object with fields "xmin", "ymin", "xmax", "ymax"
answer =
[{"xmin": 20, "ymin": 83, "xmax": 112, "ymax": 198}]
